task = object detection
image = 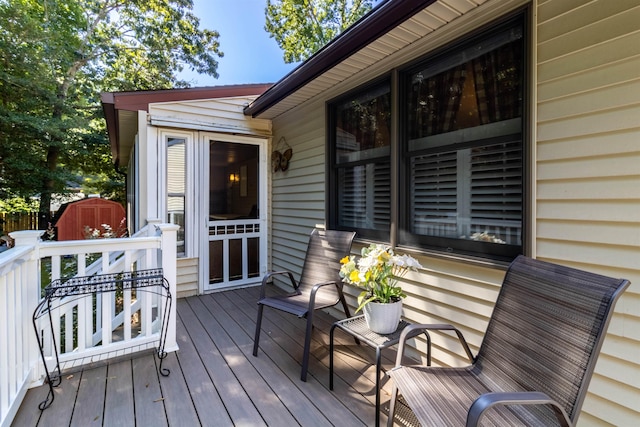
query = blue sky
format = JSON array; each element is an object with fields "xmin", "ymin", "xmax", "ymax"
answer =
[{"xmin": 180, "ymin": 0, "xmax": 300, "ymax": 86}]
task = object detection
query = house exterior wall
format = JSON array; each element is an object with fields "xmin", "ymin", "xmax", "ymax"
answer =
[
  {"xmin": 149, "ymin": 97, "xmax": 271, "ymax": 137},
  {"xmin": 269, "ymin": 1, "xmax": 639, "ymax": 425},
  {"xmin": 270, "ymin": 100, "xmax": 329, "ymax": 279},
  {"xmin": 535, "ymin": 1, "xmax": 640, "ymax": 424},
  {"xmin": 176, "ymin": 257, "xmax": 199, "ymax": 298}
]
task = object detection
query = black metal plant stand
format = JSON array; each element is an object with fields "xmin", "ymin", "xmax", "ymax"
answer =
[{"xmin": 32, "ymin": 268, "xmax": 172, "ymax": 410}]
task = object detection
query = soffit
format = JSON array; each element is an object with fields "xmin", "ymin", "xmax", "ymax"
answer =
[
  {"xmin": 250, "ymin": 0, "xmax": 490, "ymax": 120},
  {"xmin": 116, "ymin": 110, "xmax": 138, "ymax": 168}
]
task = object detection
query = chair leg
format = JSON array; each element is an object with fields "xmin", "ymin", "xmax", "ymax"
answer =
[
  {"xmin": 300, "ymin": 311, "xmax": 314, "ymax": 382},
  {"xmin": 340, "ymin": 295, "xmax": 352, "ymax": 319},
  {"xmin": 339, "ymin": 295, "xmax": 360, "ymax": 345},
  {"xmin": 387, "ymin": 384, "xmax": 399, "ymax": 427},
  {"xmin": 253, "ymin": 304, "xmax": 264, "ymax": 357}
]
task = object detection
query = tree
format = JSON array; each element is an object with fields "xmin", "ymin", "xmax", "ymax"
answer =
[
  {"xmin": 0, "ymin": 0, "xmax": 223, "ymax": 225},
  {"xmin": 265, "ymin": 0, "xmax": 373, "ymax": 63}
]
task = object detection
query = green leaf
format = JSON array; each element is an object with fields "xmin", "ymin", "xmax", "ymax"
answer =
[
  {"xmin": 0, "ymin": 0, "xmax": 223, "ymax": 210},
  {"xmin": 264, "ymin": 0, "xmax": 373, "ymax": 63}
]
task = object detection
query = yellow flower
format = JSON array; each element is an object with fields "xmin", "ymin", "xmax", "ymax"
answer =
[
  {"xmin": 349, "ymin": 270, "xmax": 361, "ymax": 283},
  {"xmin": 340, "ymin": 256, "xmax": 350, "ymax": 264}
]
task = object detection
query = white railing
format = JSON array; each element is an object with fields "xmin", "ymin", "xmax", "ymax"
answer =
[{"xmin": 0, "ymin": 222, "xmax": 178, "ymax": 427}]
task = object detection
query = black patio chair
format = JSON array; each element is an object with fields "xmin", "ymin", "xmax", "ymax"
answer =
[
  {"xmin": 252, "ymin": 228, "xmax": 356, "ymax": 381},
  {"xmin": 387, "ymin": 255, "xmax": 630, "ymax": 426}
]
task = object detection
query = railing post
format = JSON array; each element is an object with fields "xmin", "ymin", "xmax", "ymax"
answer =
[
  {"xmin": 146, "ymin": 218, "xmax": 161, "ymax": 236},
  {"xmin": 145, "ymin": 219, "xmax": 162, "ymax": 268},
  {"xmin": 7, "ymin": 230, "xmax": 44, "ymax": 385},
  {"xmin": 157, "ymin": 223, "xmax": 179, "ymax": 353},
  {"xmin": 9, "ymin": 230, "xmax": 43, "ymax": 248}
]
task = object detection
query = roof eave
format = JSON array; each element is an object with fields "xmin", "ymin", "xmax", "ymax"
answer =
[
  {"xmin": 243, "ymin": 0, "xmax": 437, "ymax": 118},
  {"xmin": 101, "ymin": 84, "xmax": 272, "ymax": 168}
]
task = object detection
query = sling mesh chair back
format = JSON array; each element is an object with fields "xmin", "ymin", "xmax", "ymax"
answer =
[
  {"xmin": 388, "ymin": 255, "xmax": 630, "ymax": 426},
  {"xmin": 253, "ymin": 228, "xmax": 356, "ymax": 381}
]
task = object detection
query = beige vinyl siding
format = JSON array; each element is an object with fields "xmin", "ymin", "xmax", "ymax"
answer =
[
  {"xmin": 269, "ymin": 99, "xmax": 328, "ymax": 278},
  {"xmin": 149, "ymin": 96, "xmax": 271, "ymax": 136},
  {"xmin": 176, "ymin": 257, "xmax": 198, "ymax": 299},
  {"xmin": 536, "ymin": 0, "xmax": 640, "ymax": 425}
]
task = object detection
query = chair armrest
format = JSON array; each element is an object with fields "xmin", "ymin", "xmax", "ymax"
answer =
[
  {"xmin": 466, "ymin": 392, "xmax": 572, "ymax": 427},
  {"xmin": 395, "ymin": 323, "xmax": 475, "ymax": 366},
  {"xmin": 259, "ymin": 270, "xmax": 298, "ymax": 299},
  {"xmin": 307, "ymin": 280, "xmax": 342, "ymax": 307}
]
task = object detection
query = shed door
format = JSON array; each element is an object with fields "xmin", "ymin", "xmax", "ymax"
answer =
[{"xmin": 205, "ymin": 140, "xmax": 264, "ymax": 291}]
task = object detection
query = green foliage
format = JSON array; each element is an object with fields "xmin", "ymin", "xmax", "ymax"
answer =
[
  {"xmin": 265, "ymin": 0, "xmax": 373, "ymax": 63},
  {"xmin": 0, "ymin": 197, "xmax": 39, "ymax": 213},
  {"xmin": 0, "ymin": 0, "xmax": 223, "ymax": 211}
]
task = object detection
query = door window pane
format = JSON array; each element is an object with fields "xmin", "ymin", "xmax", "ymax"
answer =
[{"xmin": 167, "ymin": 137, "xmax": 186, "ymax": 255}]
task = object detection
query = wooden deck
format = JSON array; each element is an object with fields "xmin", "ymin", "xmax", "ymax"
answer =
[{"xmin": 13, "ymin": 286, "xmax": 418, "ymax": 426}]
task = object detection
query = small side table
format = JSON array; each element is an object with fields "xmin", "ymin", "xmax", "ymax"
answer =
[{"xmin": 329, "ymin": 315, "xmax": 410, "ymax": 427}]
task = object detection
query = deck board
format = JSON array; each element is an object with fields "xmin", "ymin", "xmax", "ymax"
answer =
[
  {"xmin": 172, "ymin": 313, "xmax": 232, "ymax": 426},
  {"xmin": 70, "ymin": 365, "xmax": 106, "ymax": 426},
  {"xmin": 186, "ymin": 296, "xmax": 301, "ymax": 427},
  {"xmin": 209, "ymin": 291, "xmax": 362, "ymax": 427},
  {"xmin": 178, "ymin": 298, "xmax": 266, "ymax": 426},
  {"xmin": 219, "ymin": 288, "xmax": 373, "ymax": 426},
  {"xmin": 131, "ymin": 355, "xmax": 167, "ymax": 427},
  {"xmin": 159, "ymin": 352, "xmax": 203, "ymax": 426},
  {"xmin": 14, "ymin": 286, "xmax": 416, "ymax": 426},
  {"xmin": 103, "ymin": 360, "xmax": 134, "ymax": 426}
]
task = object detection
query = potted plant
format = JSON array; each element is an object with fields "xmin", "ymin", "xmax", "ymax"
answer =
[{"xmin": 339, "ymin": 244, "xmax": 422, "ymax": 334}]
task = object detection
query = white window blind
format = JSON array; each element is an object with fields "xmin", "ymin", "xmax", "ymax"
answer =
[{"xmin": 338, "ymin": 162, "xmax": 390, "ymax": 230}]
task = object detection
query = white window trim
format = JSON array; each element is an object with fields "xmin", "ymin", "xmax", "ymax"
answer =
[{"xmin": 159, "ymin": 129, "xmax": 195, "ymax": 258}]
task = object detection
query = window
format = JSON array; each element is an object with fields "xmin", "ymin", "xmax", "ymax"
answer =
[
  {"xmin": 328, "ymin": 80, "xmax": 391, "ymax": 240},
  {"xmin": 402, "ymin": 22, "xmax": 524, "ymax": 260},
  {"xmin": 329, "ymin": 15, "xmax": 526, "ymax": 261},
  {"xmin": 167, "ymin": 137, "xmax": 186, "ymax": 256}
]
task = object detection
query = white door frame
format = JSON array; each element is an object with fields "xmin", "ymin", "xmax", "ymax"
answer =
[{"xmin": 197, "ymin": 132, "xmax": 268, "ymax": 293}]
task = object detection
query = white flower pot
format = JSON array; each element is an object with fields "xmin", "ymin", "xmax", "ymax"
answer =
[{"xmin": 363, "ymin": 300, "xmax": 403, "ymax": 334}]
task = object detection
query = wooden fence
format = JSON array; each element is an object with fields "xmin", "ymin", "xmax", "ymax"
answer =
[{"xmin": 0, "ymin": 212, "xmax": 41, "ymax": 234}]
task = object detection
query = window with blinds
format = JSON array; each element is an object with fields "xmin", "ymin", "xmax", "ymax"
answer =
[
  {"xmin": 329, "ymin": 80, "xmax": 391, "ymax": 240},
  {"xmin": 402, "ymin": 19, "xmax": 524, "ymax": 259},
  {"xmin": 328, "ymin": 14, "xmax": 526, "ymax": 260},
  {"xmin": 337, "ymin": 162, "xmax": 390, "ymax": 230}
]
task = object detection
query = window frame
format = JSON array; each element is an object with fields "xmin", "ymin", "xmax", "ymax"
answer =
[
  {"xmin": 327, "ymin": 11, "xmax": 530, "ymax": 262},
  {"xmin": 162, "ymin": 130, "xmax": 194, "ymax": 258},
  {"xmin": 327, "ymin": 76, "xmax": 393, "ymax": 242},
  {"xmin": 399, "ymin": 14, "xmax": 528, "ymax": 261}
]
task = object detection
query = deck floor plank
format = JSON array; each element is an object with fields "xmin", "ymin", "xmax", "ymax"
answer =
[
  {"xmin": 237, "ymin": 286, "xmax": 403, "ymax": 410},
  {"xmin": 237, "ymin": 286, "xmax": 405, "ymax": 425},
  {"xmin": 235, "ymin": 288, "xmax": 383, "ymax": 405},
  {"xmin": 176, "ymin": 298, "xmax": 266, "ymax": 427},
  {"xmin": 14, "ymin": 368, "xmax": 81, "ymax": 427},
  {"xmin": 157, "ymin": 352, "xmax": 201, "ymax": 426},
  {"xmin": 103, "ymin": 360, "xmax": 134, "ymax": 426},
  {"xmin": 69, "ymin": 365, "xmax": 107, "ymax": 426},
  {"xmin": 13, "ymin": 287, "xmax": 415, "ymax": 426},
  {"xmin": 172, "ymin": 312, "xmax": 233, "ymax": 426},
  {"xmin": 131, "ymin": 354, "xmax": 167, "ymax": 427},
  {"xmin": 185, "ymin": 296, "xmax": 304, "ymax": 427}
]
